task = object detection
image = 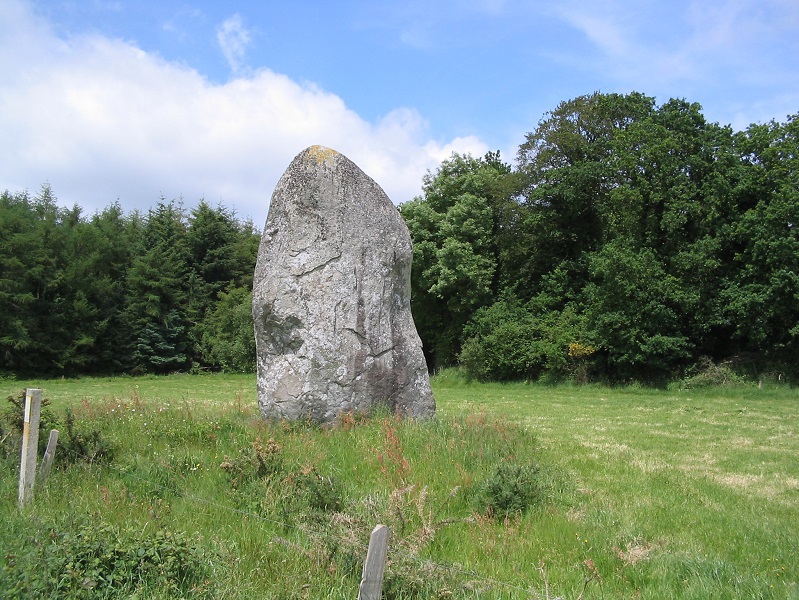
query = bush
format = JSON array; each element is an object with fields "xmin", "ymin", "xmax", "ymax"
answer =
[
  {"xmin": 58, "ymin": 407, "xmax": 116, "ymax": 465},
  {"xmin": 219, "ymin": 437, "xmax": 283, "ymax": 489},
  {"xmin": 460, "ymin": 299, "xmax": 590, "ymax": 381},
  {"xmin": 1, "ymin": 392, "xmax": 59, "ymax": 458},
  {"xmin": 0, "ymin": 394, "xmax": 115, "ymax": 467},
  {"xmin": 679, "ymin": 356, "xmax": 747, "ymax": 389},
  {"xmin": 292, "ymin": 467, "xmax": 344, "ymax": 513},
  {"xmin": 475, "ymin": 462, "xmax": 545, "ymax": 518}
]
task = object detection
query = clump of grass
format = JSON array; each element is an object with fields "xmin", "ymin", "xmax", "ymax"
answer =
[{"xmin": 219, "ymin": 437, "xmax": 283, "ymax": 489}]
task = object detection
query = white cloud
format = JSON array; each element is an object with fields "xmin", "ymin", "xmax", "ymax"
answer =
[
  {"xmin": 0, "ymin": 1, "xmax": 487, "ymax": 224},
  {"xmin": 216, "ymin": 13, "xmax": 252, "ymax": 74}
]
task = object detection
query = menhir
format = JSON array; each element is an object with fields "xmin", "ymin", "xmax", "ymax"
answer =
[{"xmin": 252, "ymin": 145, "xmax": 435, "ymax": 423}]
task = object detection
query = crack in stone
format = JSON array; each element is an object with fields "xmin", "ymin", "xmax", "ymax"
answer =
[
  {"xmin": 342, "ymin": 327, "xmax": 368, "ymax": 342},
  {"xmin": 297, "ymin": 252, "xmax": 341, "ymax": 277},
  {"xmin": 373, "ymin": 346, "xmax": 394, "ymax": 360}
]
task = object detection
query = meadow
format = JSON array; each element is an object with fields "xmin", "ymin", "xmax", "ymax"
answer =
[{"xmin": 1, "ymin": 372, "xmax": 797, "ymax": 599}]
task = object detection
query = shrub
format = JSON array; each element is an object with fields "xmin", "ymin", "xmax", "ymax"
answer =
[
  {"xmin": 219, "ymin": 437, "xmax": 283, "ymax": 489},
  {"xmin": 475, "ymin": 462, "xmax": 545, "ymax": 518},
  {"xmin": 57, "ymin": 407, "xmax": 116, "ymax": 465},
  {"xmin": 292, "ymin": 467, "xmax": 344, "ymax": 513},
  {"xmin": 0, "ymin": 394, "xmax": 115, "ymax": 467},
  {"xmin": 679, "ymin": 356, "xmax": 747, "ymax": 389},
  {"xmin": 460, "ymin": 299, "xmax": 590, "ymax": 381},
  {"xmin": 1, "ymin": 392, "xmax": 59, "ymax": 457}
]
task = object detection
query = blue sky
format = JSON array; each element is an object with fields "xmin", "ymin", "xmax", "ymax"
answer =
[{"xmin": 1, "ymin": 0, "xmax": 797, "ymax": 225}]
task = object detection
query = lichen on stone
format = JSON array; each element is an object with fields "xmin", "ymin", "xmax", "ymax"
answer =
[{"xmin": 306, "ymin": 145, "xmax": 339, "ymax": 166}]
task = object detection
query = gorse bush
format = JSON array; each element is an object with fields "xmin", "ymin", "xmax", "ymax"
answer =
[
  {"xmin": 0, "ymin": 393, "xmax": 115, "ymax": 466},
  {"xmin": 58, "ymin": 407, "xmax": 116, "ymax": 465},
  {"xmin": 292, "ymin": 467, "xmax": 344, "ymax": 513},
  {"xmin": 475, "ymin": 462, "xmax": 545, "ymax": 518},
  {"xmin": 1, "ymin": 392, "xmax": 59, "ymax": 457}
]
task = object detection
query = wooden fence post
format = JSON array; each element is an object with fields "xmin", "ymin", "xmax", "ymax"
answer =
[
  {"xmin": 38, "ymin": 429, "xmax": 59, "ymax": 484},
  {"xmin": 358, "ymin": 524, "xmax": 390, "ymax": 600},
  {"xmin": 18, "ymin": 388, "xmax": 42, "ymax": 507}
]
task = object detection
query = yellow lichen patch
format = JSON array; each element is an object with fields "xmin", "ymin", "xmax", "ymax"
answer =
[{"xmin": 306, "ymin": 145, "xmax": 339, "ymax": 165}]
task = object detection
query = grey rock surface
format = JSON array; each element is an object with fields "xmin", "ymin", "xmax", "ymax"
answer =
[{"xmin": 253, "ymin": 145, "xmax": 435, "ymax": 422}]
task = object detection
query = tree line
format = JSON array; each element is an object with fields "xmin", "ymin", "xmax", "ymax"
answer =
[
  {"xmin": 0, "ymin": 190, "xmax": 259, "ymax": 376},
  {"xmin": 402, "ymin": 92, "xmax": 799, "ymax": 383},
  {"xmin": 2, "ymin": 91, "xmax": 797, "ymax": 382}
]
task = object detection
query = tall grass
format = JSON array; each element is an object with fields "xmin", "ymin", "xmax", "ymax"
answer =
[{"xmin": 1, "ymin": 372, "xmax": 797, "ymax": 598}]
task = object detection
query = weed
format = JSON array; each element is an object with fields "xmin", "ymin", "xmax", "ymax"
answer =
[
  {"xmin": 1, "ymin": 517, "xmax": 215, "ymax": 599},
  {"xmin": 375, "ymin": 417, "xmax": 411, "ymax": 486},
  {"xmin": 220, "ymin": 437, "xmax": 283, "ymax": 489}
]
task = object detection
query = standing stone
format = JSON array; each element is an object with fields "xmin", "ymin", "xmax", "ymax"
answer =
[{"xmin": 253, "ymin": 145, "xmax": 435, "ymax": 423}]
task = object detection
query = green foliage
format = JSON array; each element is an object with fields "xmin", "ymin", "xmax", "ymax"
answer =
[
  {"xmin": 197, "ymin": 286, "xmax": 256, "ymax": 373},
  {"xmin": 678, "ymin": 356, "xmax": 747, "ymax": 389},
  {"xmin": 400, "ymin": 151, "xmax": 513, "ymax": 368},
  {"xmin": 291, "ymin": 467, "xmax": 344, "ymax": 513},
  {"xmin": 0, "ymin": 391, "xmax": 58, "ymax": 459},
  {"xmin": 0, "ymin": 192, "xmax": 259, "ymax": 377},
  {"xmin": 1, "ymin": 519, "xmax": 213, "ymax": 599},
  {"xmin": 460, "ymin": 298, "xmax": 589, "ymax": 381},
  {"xmin": 475, "ymin": 462, "xmax": 545, "ymax": 518},
  {"xmin": 3, "ymin": 94, "xmax": 799, "ymax": 384},
  {"xmin": 0, "ymin": 392, "xmax": 115, "ymax": 467},
  {"xmin": 584, "ymin": 241, "xmax": 693, "ymax": 381},
  {"xmin": 58, "ymin": 407, "xmax": 116, "ymax": 465},
  {"xmin": 0, "ymin": 187, "xmax": 131, "ymax": 375},
  {"xmin": 124, "ymin": 202, "xmax": 192, "ymax": 374}
]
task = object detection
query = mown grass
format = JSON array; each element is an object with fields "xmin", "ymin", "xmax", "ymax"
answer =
[{"xmin": 1, "ymin": 372, "xmax": 797, "ymax": 598}]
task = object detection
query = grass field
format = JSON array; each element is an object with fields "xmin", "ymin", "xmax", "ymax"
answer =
[{"xmin": 1, "ymin": 372, "xmax": 797, "ymax": 598}]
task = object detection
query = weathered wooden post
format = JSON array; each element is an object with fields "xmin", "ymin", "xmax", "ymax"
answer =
[
  {"xmin": 38, "ymin": 429, "xmax": 59, "ymax": 483},
  {"xmin": 18, "ymin": 388, "xmax": 42, "ymax": 507},
  {"xmin": 358, "ymin": 524, "xmax": 390, "ymax": 600}
]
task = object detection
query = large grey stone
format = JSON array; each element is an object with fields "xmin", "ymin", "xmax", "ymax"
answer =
[{"xmin": 253, "ymin": 145, "xmax": 435, "ymax": 422}]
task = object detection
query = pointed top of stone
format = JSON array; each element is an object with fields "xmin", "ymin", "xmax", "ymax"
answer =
[{"xmin": 305, "ymin": 145, "xmax": 340, "ymax": 165}]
